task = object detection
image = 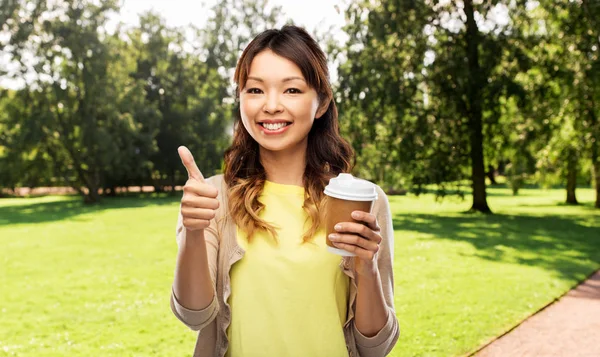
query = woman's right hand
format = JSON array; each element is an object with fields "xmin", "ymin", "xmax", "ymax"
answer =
[{"xmin": 178, "ymin": 146, "xmax": 220, "ymax": 231}]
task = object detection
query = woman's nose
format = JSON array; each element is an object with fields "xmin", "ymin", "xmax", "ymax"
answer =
[{"xmin": 263, "ymin": 93, "xmax": 283, "ymax": 114}]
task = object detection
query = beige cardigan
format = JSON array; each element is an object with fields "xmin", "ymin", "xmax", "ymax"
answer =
[{"xmin": 170, "ymin": 174, "xmax": 400, "ymax": 357}]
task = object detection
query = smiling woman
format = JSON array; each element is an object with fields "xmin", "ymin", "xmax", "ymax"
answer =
[{"xmin": 170, "ymin": 25, "xmax": 399, "ymax": 357}]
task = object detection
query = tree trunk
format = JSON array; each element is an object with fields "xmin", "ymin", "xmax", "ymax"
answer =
[
  {"xmin": 486, "ymin": 164, "xmax": 497, "ymax": 185},
  {"xmin": 464, "ymin": 0, "xmax": 491, "ymax": 213},
  {"xmin": 512, "ymin": 187, "xmax": 519, "ymax": 196},
  {"xmin": 566, "ymin": 149, "xmax": 578, "ymax": 205},
  {"xmin": 77, "ymin": 169, "xmax": 100, "ymax": 203},
  {"xmin": 45, "ymin": 143, "xmax": 99, "ymax": 202},
  {"xmin": 496, "ymin": 160, "xmax": 504, "ymax": 175},
  {"xmin": 83, "ymin": 175, "xmax": 101, "ymax": 203}
]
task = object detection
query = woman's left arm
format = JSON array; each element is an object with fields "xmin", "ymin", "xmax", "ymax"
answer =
[{"xmin": 328, "ymin": 187, "xmax": 400, "ymax": 356}]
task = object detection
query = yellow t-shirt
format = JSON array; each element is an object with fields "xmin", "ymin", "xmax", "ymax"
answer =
[{"xmin": 226, "ymin": 180, "xmax": 350, "ymax": 357}]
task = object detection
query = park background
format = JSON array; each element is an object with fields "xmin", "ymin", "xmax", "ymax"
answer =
[{"xmin": 1, "ymin": 0, "xmax": 599, "ymax": 356}]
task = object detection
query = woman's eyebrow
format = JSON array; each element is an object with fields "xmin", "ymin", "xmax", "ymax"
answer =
[
  {"xmin": 247, "ymin": 76, "xmax": 306, "ymax": 83},
  {"xmin": 282, "ymin": 76, "xmax": 306, "ymax": 83}
]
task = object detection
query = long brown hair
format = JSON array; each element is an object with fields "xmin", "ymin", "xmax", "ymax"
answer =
[{"xmin": 224, "ymin": 25, "xmax": 354, "ymax": 242}]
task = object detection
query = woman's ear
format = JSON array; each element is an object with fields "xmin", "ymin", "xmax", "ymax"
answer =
[{"xmin": 315, "ymin": 98, "xmax": 330, "ymax": 119}]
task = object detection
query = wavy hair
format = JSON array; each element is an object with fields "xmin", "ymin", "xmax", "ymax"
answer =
[{"xmin": 223, "ymin": 25, "xmax": 354, "ymax": 242}]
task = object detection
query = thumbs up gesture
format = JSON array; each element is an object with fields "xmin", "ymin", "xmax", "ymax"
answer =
[{"xmin": 178, "ymin": 146, "xmax": 220, "ymax": 231}]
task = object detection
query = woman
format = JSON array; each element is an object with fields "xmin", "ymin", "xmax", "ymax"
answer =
[{"xmin": 171, "ymin": 25, "xmax": 399, "ymax": 357}]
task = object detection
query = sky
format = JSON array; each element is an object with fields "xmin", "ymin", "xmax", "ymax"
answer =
[{"xmin": 110, "ymin": 0, "xmax": 347, "ymax": 39}]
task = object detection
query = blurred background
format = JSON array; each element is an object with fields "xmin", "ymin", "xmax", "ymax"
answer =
[
  {"xmin": 1, "ymin": 1, "xmax": 598, "ymax": 356},
  {"xmin": 1, "ymin": 0, "xmax": 598, "ymax": 208}
]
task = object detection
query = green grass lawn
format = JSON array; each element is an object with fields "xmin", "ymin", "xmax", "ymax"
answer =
[{"xmin": 0, "ymin": 187, "xmax": 598, "ymax": 356}]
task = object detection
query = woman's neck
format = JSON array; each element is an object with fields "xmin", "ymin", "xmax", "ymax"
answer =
[{"xmin": 259, "ymin": 146, "xmax": 306, "ymax": 187}]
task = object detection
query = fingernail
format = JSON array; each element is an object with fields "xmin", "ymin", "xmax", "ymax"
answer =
[
  {"xmin": 329, "ymin": 234, "xmax": 338, "ymax": 241},
  {"xmin": 334, "ymin": 224, "xmax": 342, "ymax": 231},
  {"xmin": 351, "ymin": 211, "xmax": 360, "ymax": 219}
]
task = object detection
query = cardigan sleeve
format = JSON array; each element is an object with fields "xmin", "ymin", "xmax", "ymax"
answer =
[
  {"xmin": 170, "ymin": 175, "xmax": 222, "ymax": 332},
  {"xmin": 352, "ymin": 186, "xmax": 400, "ymax": 356}
]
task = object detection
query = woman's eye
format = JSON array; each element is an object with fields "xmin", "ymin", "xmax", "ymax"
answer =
[
  {"xmin": 285, "ymin": 88, "xmax": 302, "ymax": 94},
  {"xmin": 246, "ymin": 88, "xmax": 262, "ymax": 94}
]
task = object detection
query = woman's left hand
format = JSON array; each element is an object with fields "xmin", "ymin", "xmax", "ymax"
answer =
[{"xmin": 328, "ymin": 210, "xmax": 382, "ymax": 277}]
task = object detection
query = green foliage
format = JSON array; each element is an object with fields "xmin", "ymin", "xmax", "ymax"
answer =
[
  {"xmin": 337, "ymin": 0, "xmax": 537, "ymax": 212},
  {"xmin": 491, "ymin": 0, "xmax": 600, "ymax": 204},
  {"xmin": 337, "ymin": 0, "xmax": 432, "ymax": 193}
]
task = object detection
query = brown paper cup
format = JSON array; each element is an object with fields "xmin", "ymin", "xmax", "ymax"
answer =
[
  {"xmin": 323, "ymin": 173, "xmax": 378, "ymax": 256},
  {"xmin": 324, "ymin": 197, "xmax": 374, "ymax": 255}
]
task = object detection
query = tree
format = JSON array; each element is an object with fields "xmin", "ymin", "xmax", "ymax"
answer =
[
  {"xmin": 5, "ymin": 0, "xmax": 160, "ymax": 202},
  {"xmin": 526, "ymin": 0, "xmax": 600, "ymax": 206},
  {"xmin": 338, "ymin": 0, "xmax": 531, "ymax": 212},
  {"xmin": 558, "ymin": 0, "xmax": 600, "ymax": 207},
  {"xmin": 336, "ymin": 1, "xmax": 440, "ymax": 195}
]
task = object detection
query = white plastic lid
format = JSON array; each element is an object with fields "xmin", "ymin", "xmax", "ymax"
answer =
[{"xmin": 324, "ymin": 173, "xmax": 378, "ymax": 201}]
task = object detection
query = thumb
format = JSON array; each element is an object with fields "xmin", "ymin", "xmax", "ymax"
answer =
[{"xmin": 178, "ymin": 146, "xmax": 204, "ymax": 181}]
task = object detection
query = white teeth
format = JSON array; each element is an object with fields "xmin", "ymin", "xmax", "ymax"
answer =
[{"xmin": 263, "ymin": 122, "xmax": 287, "ymax": 131}]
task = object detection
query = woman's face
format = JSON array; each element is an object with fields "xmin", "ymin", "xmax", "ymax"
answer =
[{"xmin": 239, "ymin": 49, "xmax": 327, "ymax": 156}]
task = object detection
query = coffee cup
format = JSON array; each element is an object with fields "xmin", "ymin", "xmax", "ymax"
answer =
[{"xmin": 323, "ymin": 173, "xmax": 378, "ymax": 256}]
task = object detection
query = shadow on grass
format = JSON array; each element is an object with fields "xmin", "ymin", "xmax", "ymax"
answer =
[
  {"xmin": 414, "ymin": 188, "xmax": 543, "ymax": 198},
  {"xmin": 0, "ymin": 193, "xmax": 181, "ymax": 226},
  {"xmin": 484, "ymin": 190, "xmax": 541, "ymax": 197},
  {"xmin": 393, "ymin": 212, "xmax": 600, "ymax": 282},
  {"xmin": 517, "ymin": 202, "xmax": 599, "ymax": 210}
]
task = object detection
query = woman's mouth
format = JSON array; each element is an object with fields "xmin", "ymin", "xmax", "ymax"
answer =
[{"xmin": 258, "ymin": 122, "xmax": 292, "ymax": 134}]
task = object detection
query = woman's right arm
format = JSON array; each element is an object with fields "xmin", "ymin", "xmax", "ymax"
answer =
[{"xmin": 170, "ymin": 147, "xmax": 221, "ymax": 331}]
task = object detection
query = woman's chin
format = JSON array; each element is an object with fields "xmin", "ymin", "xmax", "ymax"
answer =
[{"xmin": 257, "ymin": 140, "xmax": 309, "ymax": 155}]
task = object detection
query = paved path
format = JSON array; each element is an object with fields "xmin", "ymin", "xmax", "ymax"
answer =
[{"xmin": 473, "ymin": 270, "xmax": 600, "ymax": 357}]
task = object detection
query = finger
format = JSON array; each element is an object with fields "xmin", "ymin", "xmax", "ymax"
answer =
[
  {"xmin": 351, "ymin": 211, "xmax": 380, "ymax": 231},
  {"xmin": 331, "ymin": 241, "xmax": 377, "ymax": 260},
  {"xmin": 328, "ymin": 233, "xmax": 380, "ymax": 252},
  {"xmin": 181, "ymin": 195, "xmax": 219, "ymax": 210},
  {"xmin": 181, "ymin": 207, "xmax": 217, "ymax": 221},
  {"xmin": 182, "ymin": 218, "xmax": 210, "ymax": 231},
  {"xmin": 334, "ymin": 222, "xmax": 382, "ymax": 243},
  {"xmin": 183, "ymin": 181, "xmax": 219, "ymax": 199},
  {"xmin": 178, "ymin": 146, "xmax": 204, "ymax": 182}
]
